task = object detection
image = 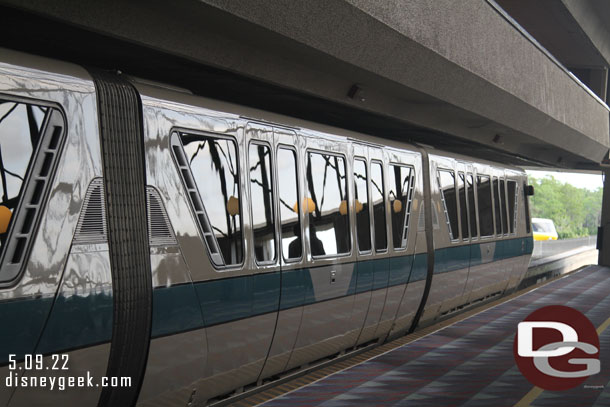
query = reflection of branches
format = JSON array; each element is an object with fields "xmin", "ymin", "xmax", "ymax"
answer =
[
  {"xmin": 26, "ymin": 105, "xmax": 40, "ymax": 147},
  {"xmin": 354, "ymin": 172, "xmax": 367, "ymax": 182},
  {"xmin": 279, "ymin": 197, "xmax": 293, "ymax": 212},
  {"xmin": 207, "ymin": 140, "xmax": 233, "ymax": 244},
  {"xmin": 217, "ymin": 143, "xmax": 235, "ymax": 178},
  {"xmin": 189, "ymin": 140, "xmax": 207, "ymax": 165},
  {"xmin": 401, "ymin": 169, "xmax": 411, "ymax": 192},
  {"xmin": 0, "ymin": 145, "xmax": 8, "ymax": 204},
  {"xmin": 306, "ymin": 157, "xmax": 320, "ymax": 219},
  {"xmin": 320, "ymin": 156, "xmax": 329, "ymax": 212},
  {"xmin": 250, "ymin": 178, "xmax": 271, "ymax": 191},
  {"xmin": 249, "ymin": 148, "xmax": 269, "ymax": 172},
  {"xmin": 370, "ymin": 163, "xmax": 383, "ymax": 198},
  {"xmin": 257, "ymin": 145, "xmax": 272, "ymax": 226},
  {"xmin": 354, "ymin": 174, "xmax": 366, "ymax": 201},
  {"xmin": 333, "ymin": 156, "xmax": 344, "ymax": 201},
  {"xmin": 2, "ymin": 168, "xmax": 24, "ymax": 181},
  {"xmin": 211, "ymin": 225, "xmax": 228, "ymax": 239},
  {"xmin": 0, "ymin": 103, "xmax": 17, "ymax": 125}
]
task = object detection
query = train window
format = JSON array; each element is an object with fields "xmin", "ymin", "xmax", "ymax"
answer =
[
  {"xmin": 438, "ymin": 169, "xmax": 459, "ymax": 240},
  {"xmin": 0, "ymin": 100, "xmax": 49, "ymax": 258},
  {"xmin": 277, "ymin": 147, "xmax": 301, "ymax": 261},
  {"xmin": 179, "ymin": 132, "xmax": 243, "ymax": 266},
  {"xmin": 467, "ymin": 174, "xmax": 478, "ymax": 237},
  {"xmin": 307, "ymin": 151, "xmax": 350, "ymax": 256},
  {"xmin": 507, "ymin": 180, "xmax": 517, "ymax": 234},
  {"xmin": 493, "ymin": 177, "xmax": 504, "ymax": 235},
  {"xmin": 370, "ymin": 160, "xmax": 387, "ymax": 252},
  {"xmin": 477, "ymin": 175, "xmax": 494, "ymax": 237},
  {"xmin": 389, "ymin": 164, "xmax": 414, "ymax": 249},
  {"xmin": 500, "ymin": 179, "xmax": 508, "ymax": 235},
  {"xmin": 458, "ymin": 172, "xmax": 469, "ymax": 239},
  {"xmin": 354, "ymin": 158, "xmax": 371, "ymax": 253},
  {"xmin": 523, "ymin": 180, "xmax": 531, "ymax": 233},
  {"xmin": 249, "ymin": 143, "xmax": 276, "ymax": 263}
]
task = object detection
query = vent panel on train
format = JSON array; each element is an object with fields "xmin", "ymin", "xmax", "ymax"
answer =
[
  {"xmin": 73, "ymin": 178, "xmax": 107, "ymax": 244},
  {"xmin": 73, "ymin": 180, "xmax": 177, "ymax": 246},
  {"xmin": 147, "ymin": 187, "xmax": 177, "ymax": 246}
]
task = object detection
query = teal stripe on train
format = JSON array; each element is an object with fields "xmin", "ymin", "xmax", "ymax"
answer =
[
  {"xmin": 0, "ymin": 296, "xmax": 54, "ymax": 364},
  {"xmin": 0, "ymin": 236, "xmax": 534, "ymax": 355},
  {"xmin": 37, "ymin": 292, "xmax": 112, "ymax": 354},
  {"xmin": 435, "ymin": 237, "xmax": 533, "ymax": 275},
  {"xmin": 0, "ymin": 291, "xmax": 112, "ymax": 365}
]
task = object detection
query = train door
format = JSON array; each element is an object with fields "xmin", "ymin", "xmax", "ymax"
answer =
[
  {"xmin": 460, "ymin": 166, "xmax": 480, "ymax": 303},
  {"xmin": 258, "ymin": 128, "xmax": 305, "ymax": 380},
  {"xmin": 284, "ymin": 133, "xmax": 357, "ymax": 369},
  {"xmin": 374, "ymin": 148, "xmax": 418, "ymax": 339},
  {"xmin": 189, "ymin": 121, "xmax": 281, "ymax": 400},
  {"xmin": 390, "ymin": 148, "xmax": 428, "ymax": 337},
  {"xmin": 466, "ymin": 165, "xmax": 500, "ymax": 302},
  {"xmin": 452, "ymin": 162, "xmax": 477, "ymax": 308},
  {"xmin": 501, "ymin": 171, "xmax": 522, "ymax": 292},
  {"xmin": 238, "ymin": 123, "xmax": 283, "ymax": 384},
  {"xmin": 436, "ymin": 161, "xmax": 470, "ymax": 315},
  {"xmin": 347, "ymin": 143, "xmax": 375, "ymax": 347},
  {"xmin": 355, "ymin": 145, "xmax": 390, "ymax": 345}
]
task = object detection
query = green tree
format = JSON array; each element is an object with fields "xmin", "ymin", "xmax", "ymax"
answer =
[{"xmin": 528, "ymin": 175, "xmax": 601, "ymax": 239}]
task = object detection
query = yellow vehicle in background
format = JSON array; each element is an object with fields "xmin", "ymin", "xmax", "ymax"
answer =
[{"xmin": 532, "ymin": 218, "xmax": 558, "ymax": 241}]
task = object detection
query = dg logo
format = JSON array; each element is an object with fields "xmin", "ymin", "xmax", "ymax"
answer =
[{"xmin": 513, "ymin": 305, "xmax": 601, "ymax": 391}]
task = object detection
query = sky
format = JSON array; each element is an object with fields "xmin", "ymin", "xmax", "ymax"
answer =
[{"xmin": 526, "ymin": 170, "xmax": 603, "ymax": 191}]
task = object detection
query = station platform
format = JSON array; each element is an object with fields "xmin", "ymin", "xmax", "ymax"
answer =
[{"xmin": 245, "ymin": 265, "xmax": 610, "ymax": 407}]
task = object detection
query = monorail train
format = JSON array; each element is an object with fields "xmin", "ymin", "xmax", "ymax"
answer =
[{"xmin": 0, "ymin": 49, "xmax": 534, "ymax": 406}]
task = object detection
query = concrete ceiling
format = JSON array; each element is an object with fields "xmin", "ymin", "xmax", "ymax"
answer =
[
  {"xmin": 0, "ymin": 0, "xmax": 608, "ymax": 170},
  {"xmin": 496, "ymin": 0, "xmax": 610, "ymax": 69}
]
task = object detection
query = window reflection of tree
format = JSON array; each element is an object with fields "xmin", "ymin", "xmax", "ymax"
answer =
[
  {"xmin": 307, "ymin": 153, "xmax": 350, "ymax": 255},
  {"xmin": 184, "ymin": 135, "xmax": 241, "ymax": 264},
  {"xmin": 249, "ymin": 145, "xmax": 276, "ymax": 262},
  {"xmin": 0, "ymin": 101, "xmax": 49, "ymax": 248},
  {"xmin": 249, "ymin": 145, "xmax": 272, "ymax": 228},
  {"xmin": 309, "ymin": 155, "xmax": 347, "ymax": 218}
]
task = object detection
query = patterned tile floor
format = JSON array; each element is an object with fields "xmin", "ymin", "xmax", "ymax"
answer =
[{"xmin": 259, "ymin": 266, "xmax": 610, "ymax": 407}]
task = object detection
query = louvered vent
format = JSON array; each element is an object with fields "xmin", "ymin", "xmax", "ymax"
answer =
[
  {"xmin": 147, "ymin": 187, "xmax": 177, "ymax": 246},
  {"xmin": 74, "ymin": 181, "xmax": 177, "ymax": 246},
  {"xmin": 74, "ymin": 178, "xmax": 107, "ymax": 244}
]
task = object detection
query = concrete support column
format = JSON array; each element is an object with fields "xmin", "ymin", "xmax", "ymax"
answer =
[{"xmin": 599, "ymin": 169, "xmax": 610, "ymax": 266}]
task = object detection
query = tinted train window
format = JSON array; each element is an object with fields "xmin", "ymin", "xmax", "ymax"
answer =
[
  {"xmin": 507, "ymin": 180, "xmax": 517, "ymax": 234},
  {"xmin": 524, "ymin": 180, "xmax": 531, "ymax": 233},
  {"xmin": 500, "ymin": 179, "xmax": 508, "ymax": 234},
  {"xmin": 249, "ymin": 143, "xmax": 276, "ymax": 263},
  {"xmin": 477, "ymin": 175, "xmax": 494, "ymax": 237},
  {"xmin": 307, "ymin": 152, "xmax": 350, "ymax": 256},
  {"xmin": 277, "ymin": 148, "xmax": 301, "ymax": 261},
  {"xmin": 0, "ymin": 100, "xmax": 49, "ymax": 256},
  {"xmin": 354, "ymin": 158, "xmax": 371, "ymax": 252},
  {"xmin": 370, "ymin": 161, "xmax": 387, "ymax": 252},
  {"xmin": 179, "ymin": 133, "xmax": 243, "ymax": 266},
  {"xmin": 458, "ymin": 172, "xmax": 469, "ymax": 239},
  {"xmin": 389, "ymin": 164, "xmax": 413, "ymax": 249},
  {"xmin": 438, "ymin": 170, "xmax": 459, "ymax": 240},
  {"xmin": 467, "ymin": 174, "xmax": 477, "ymax": 237},
  {"xmin": 493, "ymin": 177, "xmax": 504, "ymax": 235}
]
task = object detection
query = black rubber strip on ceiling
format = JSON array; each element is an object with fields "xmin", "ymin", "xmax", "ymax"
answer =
[{"xmin": 90, "ymin": 69, "xmax": 152, "ymax": 407}]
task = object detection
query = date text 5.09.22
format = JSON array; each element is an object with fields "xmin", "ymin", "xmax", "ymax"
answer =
[{"xmin": 8, "ymin": 354, "xmax": 69, "ymax": 371}]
